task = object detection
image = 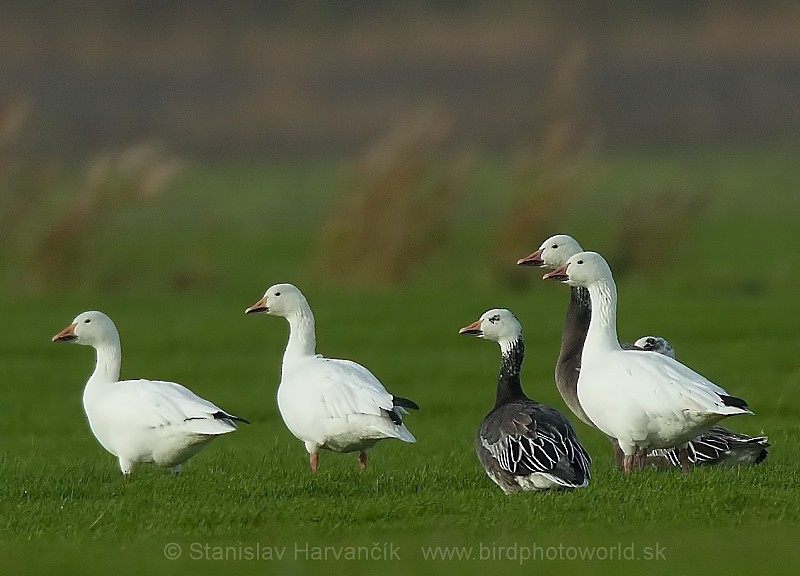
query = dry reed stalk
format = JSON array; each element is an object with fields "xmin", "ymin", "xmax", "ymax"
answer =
[
  {"xmin": 612, "ymin": 185, "xmax": 711, "ymax": 276},
  {"xmin": 492, "ymin": 40, "xmax": 596, "ymax": 287},
  {"xmin": 23, "ymin": 141, "xmax": 181, "ymax": 287},
  {"xmin": 313, "ymin": 109, "xmax": 464, "ymax": 286}
]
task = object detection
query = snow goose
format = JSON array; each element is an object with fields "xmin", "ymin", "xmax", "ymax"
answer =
[
  {"xmin": 52, "ymin": 311, "xmax": 248, "ymax": 477},
  {"xmin": 543, "ymin": 251, "xmax": 752, "ymax": 472},
  {"xmin": 245, "ymin": 283, "xmax": 417, "ymax": 472},
  {"xmin": 520, "ymin": 234, "xmax": 769, "ymax": 468},
  {"xmin": 633, "ymin": 336, "xmax": 770, "ymax": 467},
  {"xmin": 459, "ymin": 308, "xmax": 590, "ymax": 493}
]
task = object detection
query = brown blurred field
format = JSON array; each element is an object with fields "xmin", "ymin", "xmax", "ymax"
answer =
[{"xmin": 2, "ymin": 1, "xmax": 799, "ymax": 160}]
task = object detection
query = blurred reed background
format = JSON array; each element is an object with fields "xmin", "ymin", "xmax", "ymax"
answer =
[{"xmin": 1, "ymin": 0, "xmax": 799, "ymax": 295}]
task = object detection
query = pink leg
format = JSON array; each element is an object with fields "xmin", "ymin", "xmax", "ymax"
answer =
[
  {"xmin": 358, "ymin": 452, "xmax": 367, "ymax": 471},
  {"xmin": 309, "ymin": 452, "xmax": 319, "ymax": 473},
  {"xmin": 623, "ymin": 454, "xmax": 634, "ymax": 473}
]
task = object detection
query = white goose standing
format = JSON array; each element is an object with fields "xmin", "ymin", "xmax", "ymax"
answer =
[
  {"xmin": 52, "ymin": 311, "xmax": 248, "ymax": 477},
  {"xmin": 245, "ymin": 283, "xmax": 417, "ymax": 472},
  {"xmin": 518, "ymin": 234, "xmax": 769, "ymax": 468},
  {"xmin": 544, "ymin": 252, "xmax": 752, "ymax": 472}
]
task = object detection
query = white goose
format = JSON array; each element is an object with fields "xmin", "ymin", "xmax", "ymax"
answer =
[
  {"xmin": 52, "ymin": 311, "xmax": 248, "ymax": 477},
  {"xmin": 520, "ymin": 233, "xmax": 769, "ymax": 469},
  {"xmin": 245, "ymin": 283, "xmax": 417, "ymax": 472},
  {"xmin": 544, "ymin": 252, "xmax": 752, "ymax": 472}
]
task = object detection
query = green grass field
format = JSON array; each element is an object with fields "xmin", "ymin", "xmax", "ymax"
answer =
[{"xmin": 2, "ymin": 149, "xmax": 799, "ymax": 575}]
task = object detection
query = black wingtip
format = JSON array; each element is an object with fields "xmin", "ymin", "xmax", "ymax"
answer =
[
  {"xmin": 212, "ymin": 411, "xmax": 251, "ymax": 425},
  {"xmin": 383, "ymin": 408, "xmax": 403, "ymax": 425},
  {"xmin": 393, "ymin": 396, "xmax": 420, "ymax": 411},
  {"xmin": 720, "ymin": 394, "xmax": 749, "ymax": 409}
]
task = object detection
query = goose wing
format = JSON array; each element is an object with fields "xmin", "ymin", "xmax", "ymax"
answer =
[
  {"xmin": 299, "ymin": 358, "xmax": 403, "ymax": 418},
  {"xmin": 614, "ymin": 350, "xmax": 751, "ymax": 417},
  {"xmin": 478, "ymin": 402, "xmax": 590, "ymax": 487},
  {"xmin": 101, "ymin": 379, "xmax": 243, "ymax": 435}
]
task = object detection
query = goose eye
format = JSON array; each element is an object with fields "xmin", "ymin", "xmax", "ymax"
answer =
[
  {"xmin": 488, "ymin": 314, "xmax": 500, "ymax": 324},
  {"xmin": 274, "ymin": 291, "xmax": 281, "ymax": 297},
  {"xmin": 552, "ymin": 244, "xmax": 558, "ymax": 249},
  {"xmin": 577, "ymin": 260, "xmax": 584, "ymax": 264},
  {"xmin": 84, "ymin": 319, "xmax": 91, "ymax": 324}
]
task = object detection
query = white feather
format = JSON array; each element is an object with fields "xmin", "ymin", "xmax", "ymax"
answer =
[
  {"xmin": 563, "ymin": 252, "xmax": 752, "ymax": 455},
  {"xmin": 55, "ymin": 311, "xmax": 243, "ymax": 476},
  {"xmin": 250, "ymin": 283, "xmax": 415, "ymax": 460}
]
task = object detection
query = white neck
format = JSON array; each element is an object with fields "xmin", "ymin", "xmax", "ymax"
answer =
[
  {"xmin": 86, "ymin": 340, "xmax": 122, "ymax": 388},
  {"xmin": 584, "ymin": 278, "xmax": 622, "ymax": 356},
  {"xmin": 282, "ymin": 304, "xmax": 318, "ymax": 361},
  {"xmin": 498, "ymin": 336, "xmax": 519, "ymax": 356}
]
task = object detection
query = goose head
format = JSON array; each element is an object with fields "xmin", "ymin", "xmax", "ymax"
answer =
[
  {"xmin": 459, "ymin": 308, "xmax": 522, "ymax": 344},
  {"xmin": 517, "ymin": 234, "xmax": 583, "ymax": 271},
  {"xmin": 543, "ymin": 251, "xmax": 614, "ymax": 287},
  {"xmin": 634, "ymin": 336, "xmax": 676, "ymax": 359},
  {"xmin": 245, "ymin": 283, "xmax": 307, "ymax": 318},
  {"xmin": 52, "ymin": 311, "xmax": 119, "ymax": 347}
]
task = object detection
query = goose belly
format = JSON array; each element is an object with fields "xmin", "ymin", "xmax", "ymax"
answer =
[
  {"xmin": 277, "ymin": 382, "xmax": 402, "ymax": 452},
  {"xmin": 639, "ymin": 412, "xmax": 725, "ymax": 449},
  {"xmin": 150, "ymin": 431, "xmax": 216, "ymax": 467},
  {"xmin": 318, "ymin": 415, "xmax": 396, "ymax": 453},
  {"xmin": 276, "ymin": 381, "xmax": 323, "ymax": 444},
  {"xmin": 86, "ymin": 409, "xmax": 216, "ymax": 468},
  {"xmin": 575, "ymin": 373, "xmax": 637, "ymax": 442},
  {"xmin": 483, "ymin": 468, "xmax": 576, "ymax": 494}
]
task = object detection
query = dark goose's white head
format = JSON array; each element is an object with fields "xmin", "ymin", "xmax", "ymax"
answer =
[
  {"xmin": 517, "ymin": 233, "xmax": 584, "ymax": 271},
  {"xmin": 459, "ymin": 308, "xmax": 524, "ymax": 357}
]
